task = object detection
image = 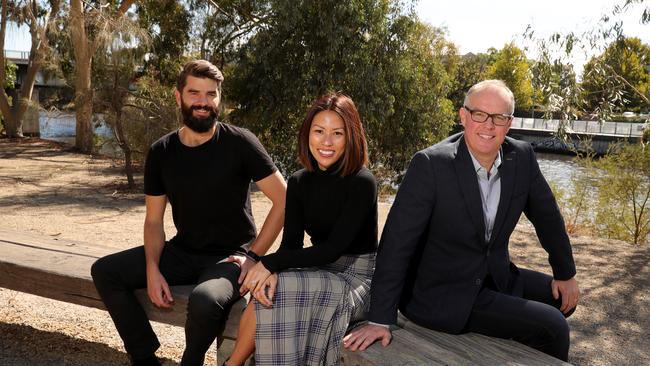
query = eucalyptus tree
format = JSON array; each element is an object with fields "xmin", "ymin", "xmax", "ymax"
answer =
[
  {"xmin": 485, "ymin": 43, "xmax": 535, "ymax": 112},
  {"xmin": 524, "ymin": 0, "xmax": 649, "ymax": 120},
  {"xmin": 522, "ymin": 0, "xmax": 650, "ymax": 244},
  {"xmin": 92, "ymin": 16, "xmax": 150, "ymax": 188},
  {"xmin": 136, "ymin": 0, "xmax": 190, "ymax": 84},
  {"xmin": 68, "ymin": 0, "xmax": 136, "ymax": 153},
  {"xmin": 0, "ymin": 0, "xmax": 61, "ymax": 138},
  {"xmin": 186, "ymin": 0, "xmax": 272, "ymax": 68},
  {"xmin": 228, "ymin": 0, "xmax": 457, "ymax": 181},
  {"xmin": 581, "ymin": 37, "xmax": 650, "ymax": 114},
  {"xmin": 448, "ymin": 52, "xmax": 491, "ymax": 109}
]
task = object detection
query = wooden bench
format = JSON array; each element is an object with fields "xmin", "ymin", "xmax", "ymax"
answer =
[{"xmin": 0, "ymin": 229, "xmax": 570, "ymax": 365}]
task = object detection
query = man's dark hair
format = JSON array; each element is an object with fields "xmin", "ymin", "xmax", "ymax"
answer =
[{"xmin": 176, "ymin": 60, "xmax": 224, "ymax": 92}]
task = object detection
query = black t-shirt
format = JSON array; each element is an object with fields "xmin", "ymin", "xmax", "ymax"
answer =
[
  {"xmin": 144, "ymin": 123, "xmax": 277, "ymax": 255},
  {"xmin": 261, "ymin": 166, "xmax": 378, "ymax": 272}
]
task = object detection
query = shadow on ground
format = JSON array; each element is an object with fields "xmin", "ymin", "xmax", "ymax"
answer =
[
  {"xmin": 0, "ymin": 139, "xmax": 143, "ymax": 211},
  {"xmin": 0, "ymin": 322, "xmax": 176, "ymax": 366}
]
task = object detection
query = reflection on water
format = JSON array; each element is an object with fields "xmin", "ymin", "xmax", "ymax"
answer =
[
  {"xmin": 535, "ymin": 152, "xmax": 586, "ymax": 192},
  {"xmin": 40, "ymin": 112, "xmax": 112, "ymax": 139},
  {"xmin": 39, "ymin": 111, "xmax": 118, "ymax": 156}
]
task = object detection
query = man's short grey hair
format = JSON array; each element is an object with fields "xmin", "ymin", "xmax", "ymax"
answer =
[{"xmin": 463, "ymin": 80, "xmax": 515, "ymax": 114}]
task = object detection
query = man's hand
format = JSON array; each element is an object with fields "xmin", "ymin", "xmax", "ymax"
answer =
[
  {"xmin": 238, "ymin": 261, "xmax": 272, "ymax": 296},
  {"xmin": 552, "ymin": 277, "xmax": 580, "ymax": 314},
  {"xmin": 146, "ymin": 265, "xmax": 174, "ymax": 308},
  {"xmin": 226, "ymin": 253, "xmax": 257, "ymax": 286},
  {"xmin": 343, "ymin": 324, "xmax": 392, "ymax": 351}
]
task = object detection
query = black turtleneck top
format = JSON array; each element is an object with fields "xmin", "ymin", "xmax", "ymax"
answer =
[{"xmin": 260, "ymin": 166, "xmax": 378, "ymax": 273}]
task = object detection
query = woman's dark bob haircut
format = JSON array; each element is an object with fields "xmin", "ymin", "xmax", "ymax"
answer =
[{"xmin": 298, "ymin": 92, "xmax": 369, "ymax": 176}]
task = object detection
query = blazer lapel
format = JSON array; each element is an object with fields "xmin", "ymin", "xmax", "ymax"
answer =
[
  {"xmin": 489, "ymin": 140, "xmax": 517, "ymax": 246},
  {"xmin": 453, "ymin": 137, "xmax": 486, "ymax": 242}
]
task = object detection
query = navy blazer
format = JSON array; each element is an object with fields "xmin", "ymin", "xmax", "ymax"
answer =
[{"xmin": 368, "ymin": 133, "xmax": 576, "ymax": 334}]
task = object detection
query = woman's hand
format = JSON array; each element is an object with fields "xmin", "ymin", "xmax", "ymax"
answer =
[
  {"xmin": 240, "ymin": 261, "xmax": 272, "ymax": 295},
  {"xmin": 253, "ymin": 273, "xmax": 278, "ymax": 307}
]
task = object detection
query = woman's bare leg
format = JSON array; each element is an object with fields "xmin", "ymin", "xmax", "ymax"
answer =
[{"xmin": 226, "ymin": 303, "xmax": 256, "ymax": 366}]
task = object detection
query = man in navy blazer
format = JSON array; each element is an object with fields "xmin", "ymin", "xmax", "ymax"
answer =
[{"xmin": 344, "ymin": 80, "xmax": 580, "ymax": 361}]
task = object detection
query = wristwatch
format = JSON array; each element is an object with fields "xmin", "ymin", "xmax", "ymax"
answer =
[{"xmin": 245, "ymin": 249, "xmax": 262, "ymax": 262}]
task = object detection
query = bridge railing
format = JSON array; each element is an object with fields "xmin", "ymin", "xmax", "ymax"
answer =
[
  {"xmin": 511, "ymin": 118, "xmax": 645, "ymax": 137},
  {"xmin": 3, "ymin": 50, "xmax": 30, "ymax": 61}
]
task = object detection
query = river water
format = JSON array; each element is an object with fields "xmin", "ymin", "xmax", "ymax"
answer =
[
  {"xmin": 535, "ymin": 152, "xmax": 585, "ymax": 192},
  {"xmin": 39, "ymin": 112, "xmax": 117, "ymax": 156}
]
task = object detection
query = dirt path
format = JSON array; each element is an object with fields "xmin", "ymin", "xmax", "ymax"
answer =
[{"xmin": 0, "ymin": 138, "xmax": 648, "ymax": 365}]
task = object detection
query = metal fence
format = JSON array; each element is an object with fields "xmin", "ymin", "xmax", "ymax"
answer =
[
  {"xmin": 511, "ymin": 118, "xmax": 646, "ymax": 137},
  {"xmin": 3, "ymin": 50, "xmax": 30, "ymax": 61}
]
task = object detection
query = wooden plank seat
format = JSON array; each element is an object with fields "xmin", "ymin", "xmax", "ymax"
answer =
[
  {"xmin": 0, "ymin": 228, "xmax": 244, "ymax": 340},
  {"xmin": 0, "ymin": 228, "xmax": 570, "ymax": 365}
]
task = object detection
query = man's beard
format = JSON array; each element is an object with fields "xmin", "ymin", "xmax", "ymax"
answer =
[{"xmin": 180, "ymin": 99, "xmax": 219, "ymax": 133}]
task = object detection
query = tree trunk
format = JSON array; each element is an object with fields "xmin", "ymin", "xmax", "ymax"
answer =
[
  {"xmin": 70, "ymin": 0, "xmax": 94, "ymax": 152},
  {"xmin": 4, "ymin": 89, "xmax": 25, "ymax": 137},
  {"xmin": 74, "ymin": 62, "xmax": 94, "ymax": 152},
  {"xmin": 0, "ymin": 0, "xmax": 18, "ymax": 137},
  {"xmin": 3, "ymin": 114, "xmax": 22, "ymax": 138},
  {"xmin": 7, "ymin": 24, "xmax": 45, "ymax": 138},
  {"xmin": 113, "ymin": 107, "xmax": 135, "ymax": 188},
  {"xmin": 1, "ymin": 0, "xmax": 60, "ymax": 139},
  {"xmin": 69, "ymin": 0, "xmax": 135, "ymax": 153}
]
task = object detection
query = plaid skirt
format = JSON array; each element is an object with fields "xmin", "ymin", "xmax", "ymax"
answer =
[{"xmin": 254, "ymin": 253, "xmax": 375, "ymax": 366}]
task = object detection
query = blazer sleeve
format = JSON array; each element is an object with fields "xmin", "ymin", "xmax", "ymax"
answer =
[
  {"xmin": 368, "ymin": 151, "xmax": 437, "ymax": 325},
  {"xmin": 523, "ymin": 145, "xmax": 577, "ymax": 280}
]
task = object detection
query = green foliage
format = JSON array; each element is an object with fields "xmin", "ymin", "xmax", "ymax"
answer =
[
  {"xmin": 3, "ymin": 61, "xmax": 17, "ymax": 89},
  {"xmin": 186, "ymin": 0, "xmax": 271, "ymax": 68},
  {"xmin": 136, "ymin": 0, "xmax": 191, "ymax": 84},
  {"xmin": 618, "ymin": 0, "xmax": 650, "ymax": 24},
  {"xmin": 1, "ymin": 62, "xmax": 17, "ymax": 131},
  {"xmin": 448, "ymin": 53, "xmax": 490, "ymax": 109},
  {"xmin": 227, "ymin": 0, "xmax": 456, "ymax": 180},
  {"xmin": 121, "ymin": 76, "xmax": 179, "ymax": 160},
  {"xmin": 592, "ymin": 143, "xmax": 650, "ymax": 244},
  {"xmin": 530, "ymin": 57, "xmax": 581, "ymax": 119},
  {"xmin": 485, "ymin": 43, "xmax": 535, "ymax": 111},
  {"xmin": 581, "ymin": 37, "xmax": 650, "ymax": 114}
]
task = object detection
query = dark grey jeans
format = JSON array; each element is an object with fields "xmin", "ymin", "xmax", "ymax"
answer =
[{"xmin": 91, "ymin": 244, "xmax": 241, "ymax": 366}]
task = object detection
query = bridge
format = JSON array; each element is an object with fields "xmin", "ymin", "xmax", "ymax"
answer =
[
  {"xmin": 3, "ymin": 49, "xmax": 68, "ymax": 135},
  {"xmin": 3, "ymin": 49, "xmax": 65, "ymax": 87},
  {"xmin": 508, "ymin": 117, "xmax": 644, "ymax": 154},
  {"xmin": 3, "ymin": 49, "xmax": 30, "ymax": 65}
]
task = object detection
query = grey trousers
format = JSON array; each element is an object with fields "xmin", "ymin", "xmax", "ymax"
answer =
[{"xmin": 91, "ymin": 244, "xmax": 241, "ymax": 366}]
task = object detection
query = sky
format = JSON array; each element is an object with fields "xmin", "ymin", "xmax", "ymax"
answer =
[
  {"xmin": 4, "ymin": 22, "xmax": 30, "ymax": 52},
  {"xmin": 4, "ymin": 1, "xmax": 649, "ymax": 75},
  {"xmin": 416, "ymin": 0, "xmax": 650, "ymax": 73}
]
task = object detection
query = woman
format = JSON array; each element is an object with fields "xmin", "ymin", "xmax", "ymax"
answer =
[{"xmin": 225, "ymin": 93, "xmax": 378, "ymax": 366}]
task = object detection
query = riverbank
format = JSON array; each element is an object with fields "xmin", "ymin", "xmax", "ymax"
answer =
[{"xmin": 0, "ymin": 138, "xmax": 648, "ymax": 365}]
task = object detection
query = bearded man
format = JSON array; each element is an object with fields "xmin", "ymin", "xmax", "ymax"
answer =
[{"xmin": 92, "ymin": 60, "xmax": 286, "ymax": 366}]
